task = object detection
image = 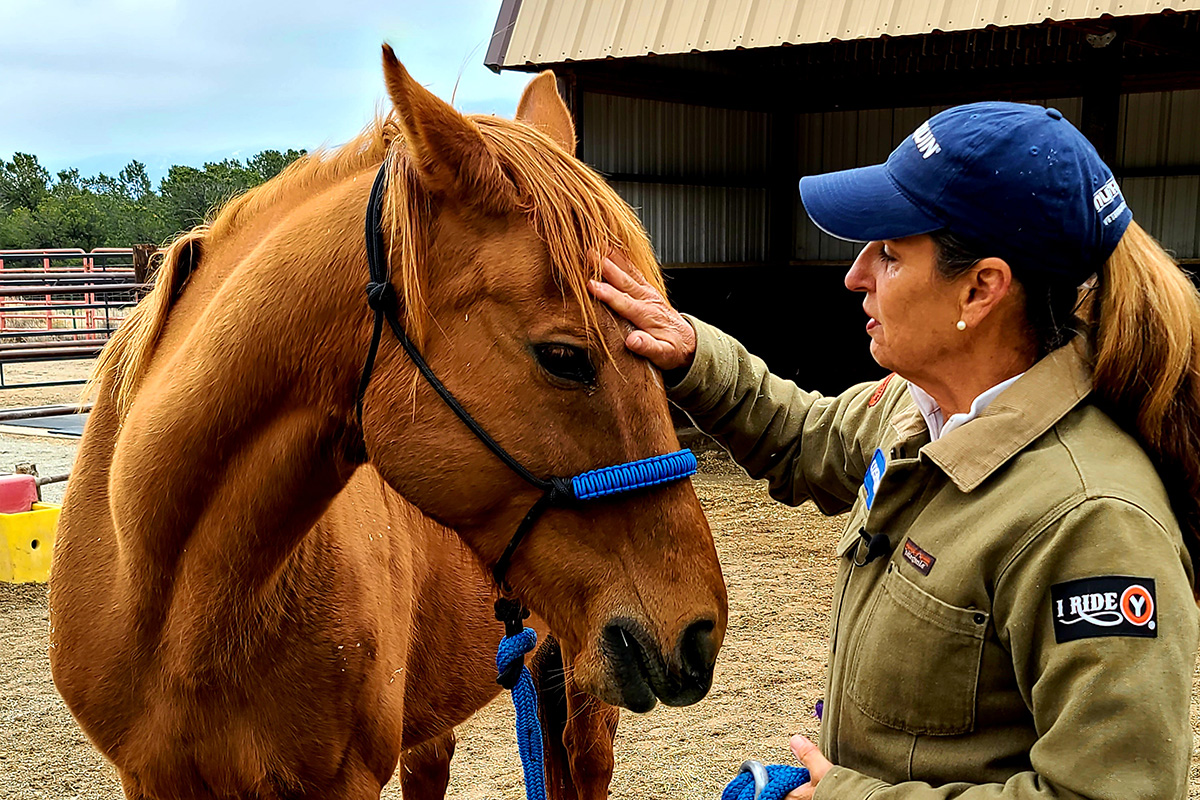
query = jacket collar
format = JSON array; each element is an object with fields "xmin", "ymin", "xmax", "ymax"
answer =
[{"xmin": 916, "ymin": 338, "xmax": 1093, "ymax": 493}]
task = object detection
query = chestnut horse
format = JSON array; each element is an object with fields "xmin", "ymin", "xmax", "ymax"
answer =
[{"xmin": 48, "ymin": 48, "xmax": 727, "ymax": 800}]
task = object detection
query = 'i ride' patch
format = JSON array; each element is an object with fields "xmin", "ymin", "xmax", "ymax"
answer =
[{"xmin": 1050, "ymin": 576, "xmax": 1157, "ymax": 643}]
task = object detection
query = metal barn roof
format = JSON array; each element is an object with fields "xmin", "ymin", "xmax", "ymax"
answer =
[{"xmin": 487, "ymin": 0, "xmax": 1200, "ymax": 70}]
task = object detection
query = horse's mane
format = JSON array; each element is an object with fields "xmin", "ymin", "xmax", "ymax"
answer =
[{"xmin": 90, "ymin": 112, "xmax": 663, "ymax": 418}]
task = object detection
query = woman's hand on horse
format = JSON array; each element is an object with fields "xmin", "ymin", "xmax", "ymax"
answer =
[
  {"xmin": 785, "ymin": 734, "xmax": 833, "ymax": 800},
  {"xmin": 588, "ymin": 251, "xmax": 696, "ymax": 372}
]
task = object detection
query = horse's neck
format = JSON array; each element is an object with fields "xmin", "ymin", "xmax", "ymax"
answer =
[{"xmin": 107, "ymin": 216, "xmax": 369, "ymax": 615}]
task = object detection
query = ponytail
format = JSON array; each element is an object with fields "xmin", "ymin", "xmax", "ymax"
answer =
[{"xmin": 1082, "ymin": 221, "xmax": 1200, "ymax": 593}]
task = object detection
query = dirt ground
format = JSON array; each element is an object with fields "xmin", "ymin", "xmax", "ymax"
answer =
[{"xmin": 1, "ymin": 369, "xmax": 1199, "ymax": 799}]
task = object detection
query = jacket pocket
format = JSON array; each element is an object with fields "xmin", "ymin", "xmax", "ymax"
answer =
[{"xmin": 846, "ymin": 563, "xmax": 988, "ymax": 735}]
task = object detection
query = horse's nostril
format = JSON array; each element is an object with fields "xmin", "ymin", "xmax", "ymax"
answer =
[
  {"xmin": 601, "ymin": 616, "xmax": 718, "ymax": 710},
  {"xmin": 678, "ymin": 617, "xmax": 718, "ymax": 680},
  {"xmin": 602, "ymin": 619, "xmax": 657, "ymax": 713}
]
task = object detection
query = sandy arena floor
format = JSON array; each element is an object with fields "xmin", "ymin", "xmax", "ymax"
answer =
[{"xmin": 1, "ymin": 365, "xmax": 1198, "ymax": 799}]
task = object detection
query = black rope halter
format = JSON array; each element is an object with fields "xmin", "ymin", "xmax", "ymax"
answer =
[{"xmin": 354, "ymin": 160, "xmax": 696, "ymax": 638}]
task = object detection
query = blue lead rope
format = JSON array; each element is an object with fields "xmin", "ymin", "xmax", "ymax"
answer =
[
  {"xmin": 491, "ymin": 449, "xmax": 698, "ymax": 800},
  {"xmin": 723, "ymin": 761, "xmax": 811, "ymax": 800},
  {"xmin": 496, "ymin": 627, "xmax": 547, "ymax": 800}
]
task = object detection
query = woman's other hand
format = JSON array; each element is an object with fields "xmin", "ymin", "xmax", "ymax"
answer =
[
  {"xmin": 784, "ymin": 735, "xmax": 833, "ymax": 800},
  {"xmin": 588, "ymin": 251, "xmax": 696, "ymax": 372}
]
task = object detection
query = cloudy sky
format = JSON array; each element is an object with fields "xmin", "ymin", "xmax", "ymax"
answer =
[{"xmin": 0, "ymin": 0, "xmax": 531, "ymax": 183}]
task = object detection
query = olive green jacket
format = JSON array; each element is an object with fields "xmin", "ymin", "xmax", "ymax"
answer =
[{"xmin": 669, "ymin": 317, "xmax": 1199, "ymax": 800}]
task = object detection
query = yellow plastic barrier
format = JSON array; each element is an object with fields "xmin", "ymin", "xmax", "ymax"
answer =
[{"xmin": 0, "ymin": 503, "xmax": 59, "ymax": 583}]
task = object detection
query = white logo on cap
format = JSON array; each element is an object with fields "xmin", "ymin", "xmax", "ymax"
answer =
[
  {"xmin": 913, "ymin": 122, "xmax": 942, "ymax": 160},
  {"xmin": 1093, "ymin": 177, "xmax": 1121, "ymax": 210}
]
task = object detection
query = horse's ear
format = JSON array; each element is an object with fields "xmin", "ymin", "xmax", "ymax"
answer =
[
  {"xmin": 515, "ymin": 72, "xmax": 575, "ymax": 153},
  {"xmin": 381, "ymin": 44, "xmax": 513, "ymax": 213}
]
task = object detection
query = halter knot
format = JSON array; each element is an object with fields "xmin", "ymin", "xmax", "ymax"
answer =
[
  {"xmin": 546, "ymin": 476, "xmax": 577, "ymax": 506},
  {"xmin": 365, "ymin": 280, "xmax": 396, "ymax": 311},
  {"xmin": 496, "ymin": 626, "xmax": 538, "ymax": 690},
  {"xmin": 493, "ymin": 625, "xmax": 547, "ymax": 800}
]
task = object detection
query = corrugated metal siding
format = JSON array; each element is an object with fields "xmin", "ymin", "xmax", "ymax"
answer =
[
  {"xmin": 1124, "ymin": 177, "xmax": 1200, "ymax": 258},
  {"xmin": 1118, "ymin": 90, "xmax": 1200, "ymax": 169},
  {"xmin": 583, "ymin": 93, "xmax": 771, "ymax": 264},
  {"xmin": 583, "ymin": 91, "xmax": 1200, "ymax": 263},
  {"xmin": 613, "ymin": 182, "xmax": 770, "ymax": 264},
  {"xmin": 582, "ymin": 93, "xmax": 771, "ymax": 177},
  {"xmin": 1117, "ymin": 90, "xmax": 1200, "ymax": 260},
  {"xmin": 500, "ymin": 0, "xmax": 1200, "ymax": 67}
]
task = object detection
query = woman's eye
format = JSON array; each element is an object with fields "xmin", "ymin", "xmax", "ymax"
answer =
[
  {"xmin": 533, "ymin": 343, "xmax": 596, "ymax": 385},
  {"xmin": 879, "ymin": 244, "xmax": 898, "ymax": 264}
]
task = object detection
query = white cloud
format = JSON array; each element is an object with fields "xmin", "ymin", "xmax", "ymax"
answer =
[{"xmin": 0, "ymin": 0, "xmax": 533, "ymax": 180}]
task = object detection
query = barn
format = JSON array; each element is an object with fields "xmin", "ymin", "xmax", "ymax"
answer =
[{"xmin": 487, "ymin": 0, "xmax": 1200, "ymax": 391}]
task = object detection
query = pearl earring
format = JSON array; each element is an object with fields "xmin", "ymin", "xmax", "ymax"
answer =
[{"xmin": 956, "ymin": 320, "xmax": 967, "ymax": 331}]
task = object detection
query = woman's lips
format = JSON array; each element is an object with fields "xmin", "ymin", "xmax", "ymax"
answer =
[{"xmin": 866, "ymin": 318, "xmax": 880, "ymax": 333}]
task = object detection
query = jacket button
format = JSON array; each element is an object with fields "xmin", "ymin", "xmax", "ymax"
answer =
[{"xmin": 973, "ymin": 613, "xmax": 986, "ymax": 625}]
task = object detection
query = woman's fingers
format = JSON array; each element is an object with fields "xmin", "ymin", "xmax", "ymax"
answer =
[
  {"xmin": 588, "ymin": 253, "xmax": 697, "ymax": 372},
  {"xmin": 779, "ymin": 734, "xmax": 834, "ymax": 799},
  {"xmin": 601, "ymin": 254, "xmax": 655, "ymax": 299},
  {"xmin": 789, "ymin": 735, "xmax": 833, "ymax": 797},
  {"xmin": 587, "ymin": 279, "xmax": 652, "ymax": 327},
  {"xmin": 607, "ymin": 249, "xmax": 653, "ymax": 288},
  {"xmin": 625, "ymin": 330, "xmax": 673, "ymax": 362}
]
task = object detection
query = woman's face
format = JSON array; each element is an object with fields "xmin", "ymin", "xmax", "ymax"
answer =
[{"xmin": 844, "ymin": 235, "xmax": 966, "ymax": 379}]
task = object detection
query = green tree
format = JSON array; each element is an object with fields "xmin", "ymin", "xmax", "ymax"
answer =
[
  {"xmin": 246, "ymin": 149, "xmax": 305, "ymax": 183},
  {"xmin": 159, "ymin": 160, "xmax": 255, "ymax": 230},
  {"xmin": 0, "ymin": 153, "xmax": 50, "ymax": 212},
  {"xmin": 0, "ymin": 148, "xmax": 306, "ymax": 249}
]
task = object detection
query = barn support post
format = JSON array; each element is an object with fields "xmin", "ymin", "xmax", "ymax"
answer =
[
  {"xmin": 769, "ymin": 111, "xmax": 799, "ymax": 267},
  {"xmin": 1080, "ymin": 23, "xmax": 1124, "ymax": 165},
  {"xmin": 132, "ymin": 243, "xmax": 157, "ymax": 284},
  {"xmin": 557, "ymin": 71, "xmax": 584, "ymax": 160}
]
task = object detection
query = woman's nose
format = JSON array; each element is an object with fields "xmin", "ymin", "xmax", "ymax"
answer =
[{"xmin": 845, "ymin": 242, "xmax": 877, "ymax": 292}]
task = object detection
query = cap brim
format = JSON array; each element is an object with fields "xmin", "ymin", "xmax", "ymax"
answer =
[{"xmin": 799, "ymin": 164, "xmax": 943, "ymax": 243}]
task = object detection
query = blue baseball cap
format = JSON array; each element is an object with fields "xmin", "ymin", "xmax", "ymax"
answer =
[{"xmin": 798, "ymin": 102, "xmax": 1132, "ymax": 284}]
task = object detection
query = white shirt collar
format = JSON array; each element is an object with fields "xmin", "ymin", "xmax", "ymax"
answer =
[{"xmin": 907, "ymin": 373, "xmax": 1025, "ymax": 442}]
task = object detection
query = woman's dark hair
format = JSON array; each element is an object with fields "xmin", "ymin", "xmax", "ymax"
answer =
[{"xmin": 928, "ymin": 229, "xmax": 1081, "ymax": 357}]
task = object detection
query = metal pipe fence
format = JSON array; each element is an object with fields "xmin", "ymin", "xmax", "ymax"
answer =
[{"xmin": 0, "ymin": 248, "xmax": 152, "ymax": 389}]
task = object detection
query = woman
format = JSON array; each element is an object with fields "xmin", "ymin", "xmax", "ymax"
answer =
[{"xmin": 590, "ymin": 102, "xmax": 1200, "ymax": 799}]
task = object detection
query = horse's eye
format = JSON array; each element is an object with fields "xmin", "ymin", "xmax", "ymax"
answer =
[{"xmin": 533, "ymin": 343, "xmax": 596, "ymax": 385}]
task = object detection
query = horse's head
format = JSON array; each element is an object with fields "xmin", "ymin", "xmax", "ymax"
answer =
[{"xmin": 359, "ymin": 47, "xmax": 727, "ymax": 711}]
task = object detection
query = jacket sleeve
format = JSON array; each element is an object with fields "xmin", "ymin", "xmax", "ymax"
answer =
[
  {"xmin": 814, "ymin": 496, "xmax": 1199, "ymax": 800},
  {"xmin": 667, "ymin": 315, "xmax": 897, "ymax": 514}
]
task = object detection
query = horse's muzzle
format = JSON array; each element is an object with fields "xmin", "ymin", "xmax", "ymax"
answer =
[{"xmin": 601, "ymin": 616, "xmax": 718, "ymax": 712}]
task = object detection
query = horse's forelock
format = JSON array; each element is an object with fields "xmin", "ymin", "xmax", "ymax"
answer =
[{"xmin": 384, "ymin": 114, "xmax": 662, "ymax": 358}]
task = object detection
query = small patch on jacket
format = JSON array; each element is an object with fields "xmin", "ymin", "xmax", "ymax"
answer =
[
  {"xmin": 863, "ymin": 448, "xmax": 887, "ymax": 509},
  {"xmin": 1051, "ymin": 576, "xmax": 1157, "ymax": 643},
  {"xmin": 868, "ymin": 373, "xmax": 895, "ymax": 407},
  {"xmin": 902, "ymin": 538, "xmax": 935, "ymax": 575}
]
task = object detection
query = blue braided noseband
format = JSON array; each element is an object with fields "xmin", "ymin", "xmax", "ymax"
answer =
[
  {"xmin": 572, "ymin": 450, "xmax": 698, "ymax": 500},
  {"xmin": 359, "ymin": 161, "xmax": 700, "ymax": 800}
]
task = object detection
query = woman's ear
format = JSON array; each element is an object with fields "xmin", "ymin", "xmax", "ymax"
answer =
[{"xmin": 961, "ymin": 257, "xmax": 1016, "ymax": 326}]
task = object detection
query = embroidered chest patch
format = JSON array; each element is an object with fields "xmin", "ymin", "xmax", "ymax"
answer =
[
  {"xmin": 1050, "ymin": 576, "xmax": 1157, "ymax": 643},
  {"xmin": 902, "ymin": 538, "xmax": 936, "ymax": 576}
]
